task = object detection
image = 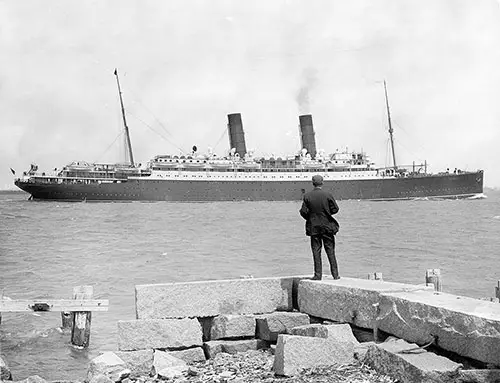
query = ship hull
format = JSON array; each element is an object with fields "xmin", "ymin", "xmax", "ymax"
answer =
[{"xmin": 14, "ymin": 171, "xmax": 484, "ymax": 202}]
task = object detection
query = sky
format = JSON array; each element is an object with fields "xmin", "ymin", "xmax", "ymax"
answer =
[{"xmin": 1, "ymin": 0, "xmax": 500, "ymax": 189}]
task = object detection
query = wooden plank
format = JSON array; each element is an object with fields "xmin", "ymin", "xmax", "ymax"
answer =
[
  {"xmin": 71, "ymin": 285, "xmax": 93, "ymax": 348},
  {"xmin": 0, "ymin": 299, "xmax": 108, "ymax": 312}
]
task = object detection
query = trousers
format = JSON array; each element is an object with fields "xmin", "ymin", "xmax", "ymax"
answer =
[{"xmin": 310, "ymin": 232, "xmax": 339, "ymax": 279}]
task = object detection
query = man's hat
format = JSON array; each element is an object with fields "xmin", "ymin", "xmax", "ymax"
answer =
[{"xmin": 312, "ymin": 175, "xmax": 323, "ymax": 186}]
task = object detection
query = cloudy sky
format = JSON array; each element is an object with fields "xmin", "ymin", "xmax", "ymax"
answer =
[{"xmin": 1, "ymin": 0, "xmax": 500, "ymax": 189}]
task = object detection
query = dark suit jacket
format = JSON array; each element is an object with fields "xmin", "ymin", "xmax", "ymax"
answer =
[{"xmin": 299, "ymin": 187, "xmax": 340, "ymax": 236}]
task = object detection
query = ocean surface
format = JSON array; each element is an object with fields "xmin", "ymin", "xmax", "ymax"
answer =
[{"xmin": 1, "ymin": 189, "xmax": 499, "ymax": 380}]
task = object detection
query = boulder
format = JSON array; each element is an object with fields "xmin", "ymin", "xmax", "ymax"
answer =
[
  {"xmin": 152, "ymin": 350, "xmax": 187, "ymax": 378},
  {"xmin": 203, "ymin": 339, "xmax": 267, "ymax": 359},
  {"xmin": 297, "ymin": 278, "xmax": 431, "ymax": 328},
  {"xmin": 169, "ymin": 347, "xmax": 206, "ymax": 363},
  {"xmin": 117, "ymin": 318, "xmax": 202, "ymax": 351},
  {"xmin": 114, "ymin": 350, "xmax": 154, "ymax": 377},
  {"xmin": 135, "ymin": 276, "xmax": 307, "ymax": 319},
  {"xmin": 256, "ymin": 312, "xmax": 310, "ymax": 341},
  {"xmin": 87, "ymin": 352, "xmax": 130, "ymax": 383},
  {"xmin": 364, "ymin": 339, "xmax": 462, "ymax": 383},
  {"xmin": 377, "ymin": 289, "xmax": 500, "ymax": 366},
  {"xmin": 273, "ymin": 334, "xmax": 356, "ymax": 376},
  {"xmin": 1, "ymin": 355, "xmax": 12, "ymax": 381},
  {"xmin": 210, "ymin": 315, "xmax": 256, "ymax": 340}
]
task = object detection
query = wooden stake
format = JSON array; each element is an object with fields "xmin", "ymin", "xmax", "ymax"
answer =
[
  {"xmin": 495, "ymin": 281, "xmax": 500, "ymax": 301},
  {"xmin": 425, "ymin": 269, "xmax": 442, "ymax": 292},
  {"xmin": 71, "ymin": 285, "xmax": 93, "ymax": 348},
  {"xmin": 61, "ymin": 311, "xmax": 72, "ymax": 329}
]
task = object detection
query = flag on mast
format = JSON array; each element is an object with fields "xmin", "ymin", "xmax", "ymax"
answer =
[{"xmin": 10, "ymin": 168, "xmax": 15, "ymax": 175}]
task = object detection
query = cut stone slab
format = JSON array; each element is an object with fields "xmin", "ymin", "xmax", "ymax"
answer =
[
  {"xmin": 297, "ymin": 278, "xmax": 432, "ymax": 329},
  {"xmin": 169, "ymin": 347, "xmax": 206, "ymax": 363},
  {"xmin": 87, "ymin": 352, "xmax": 130, "ymax": 383},
  {"xmin": 153, "ymin": 350, "xmax": 187, "ymax": 378},
  {"xmin": 289, "ymin": 324, "xmax": 329, "ymax": 338},
  {"xmin": 256, "ymin": 312, "xmax": 310, "ymax": 341},
  {"xmin": 364, "ymin": 339, "xmax": 462, "ymax": 383},
  {"xmin": 1, "ymin": 355, "xmax": 12, "ymax": 381},
  {"xmin": 117, "ymin": 318, "xmax": 202, "ymax": 351},
  {"xmin": 135, "ymin": 276, "xmax": 308, "ymax": 319},
  {"xmin": 210, "ymin": 314, "xmax": 256, "ymax": 340},
  {"xmin": 203, "ymin": 339, "xmax": 268, "ymax": 359},
  {"xmin": 377, "ymin": 289, "xmax": 500, "ymax": 366},
  {"xmin": 114, "ymin": 350, "xmax": 153, "ymax": 377},
  {"xmin": 273, "ymin": 334, "xmax": 356, "ymax": 376}
]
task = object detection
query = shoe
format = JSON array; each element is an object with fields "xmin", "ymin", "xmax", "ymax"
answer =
[
  {"xmin": 310, "ymin": 276, "xmax": 322, "ymax": 280},
  {"xmin": 333, "ymin": 275, "xmax": 340, "ymax": 280}
]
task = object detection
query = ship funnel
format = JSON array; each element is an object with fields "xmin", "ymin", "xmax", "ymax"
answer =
[
  {"xmin": 227, "ymin": 113, "xmax": 247, "ymax": 158},
  {"xmin": 299, "ymin": 114, "xmax": 317, "ymax": 159}
]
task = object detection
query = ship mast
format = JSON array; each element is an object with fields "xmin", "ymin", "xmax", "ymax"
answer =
[
  {"xmin": 114, "ymin": 69, "xmax": 135, "ymax": 166},
  {"xmin": 383, "ymin": 80, "xmax": 397, "ymax": 170}
]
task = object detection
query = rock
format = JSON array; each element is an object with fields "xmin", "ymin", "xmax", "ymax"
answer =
[
  {"xmin": 376, "ymin": 289, "xmax": 500, "ymax": 366},
  {"xmin": 88, "ymin": 374, "xmax": 114, "ymax": 383},
  {"xmin": 135, "ymin": 276, "xmax": 308, "ymax": 319},
  {"xmin": 87, "ymin": 352, "xmax": 129, "ymax": 383},
  {"xmin": 117, "ymin": 318, "xmax": 202, "ymax": 351},
  {"xmin": 273, "ymin": 333, "xmax": 356, "ymax": 376},
  {"xmin": 457, "ymin": 369, "xmax": 500, "ymax": 383},
  {"xmin": 364, "ymin": 339, "xmax": 462, "ymax": 383},
  {"xmin": 169, "ymin": 347, "xmax": 206, "ymax": 363},
  {"xmin": 152, "ymin": 350, "xmax": 187, "ymax": 377},
  {"xmin": 203, "ymin": 339, "xmax": 268, "ymax": 358},
  {"xmin": 187, "ymin": 367, "xmax": 200, "ymax": 376},
  {"xmin": 289, "ymin": 323, "xmax": 328, "ymax": 338},
  {"xmin": 114, "ymin": 350, "xmax": 154, "ymax": 377},
  {"xmin": 210, "ymin": 315, "xmax": 256, "ymax": 340},
  {"xmin": 12, "ymin": 376, "xmax": 47, "ymax": 383},
  {"xmin": 1, "ymin": 355, "xmax": 12, "ymax": 381},
  {"xmin": 255, "ymin": 312, "xmax": 310, "ymax": 341},
  {"xmin": 297, "ymin": 278, "xmax": 432, "ymax": 328},
  {"xmin": 354, "ymin": 341, "xmax": 376, "ymax": 361}
]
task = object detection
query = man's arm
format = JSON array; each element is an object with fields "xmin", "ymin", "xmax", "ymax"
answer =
[
  {"xmin": 299, "ymin": 198, "xmax": 309, "ymax": 220},
  {"xmin": 328, "ymin": 195, "xmax": 339, "ymax": 215}
]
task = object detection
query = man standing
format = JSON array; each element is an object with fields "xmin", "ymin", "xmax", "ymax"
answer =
[{"xmin": 299, "ymin": 175, "xmax": 340, "ymax": 280}]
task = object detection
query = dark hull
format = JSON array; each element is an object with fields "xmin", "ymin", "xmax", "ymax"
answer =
[{"xmin": 14, "ymin": 171, "xmax": 484, "ymax": 202}]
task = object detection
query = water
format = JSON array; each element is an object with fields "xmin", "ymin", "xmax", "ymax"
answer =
[{"xmin": 1, "ymin": 190, "xmax": 499, "ymax": 380}]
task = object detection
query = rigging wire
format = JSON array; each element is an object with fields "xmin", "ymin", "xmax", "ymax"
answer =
[
  {"xmin": 127, "ymin": 113, "xmax": 185, "ymax": 154},
  {"xmin": 94, "ymin": 131, "xmax": 125, "ymax": 163},
  {"xmin": 212, "ymin": 127, "xmax": 229, "ymax": 155}
]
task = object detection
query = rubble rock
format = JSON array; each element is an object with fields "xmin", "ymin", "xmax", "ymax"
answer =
[
  {"xmin": 117, "ymin": 318, "xmax": 202, "ymax": 351},
  {"xmin": 87, "ymin": 352, "xmax": 129, "ymax": 383},
  {"xmin": 152, "ymin": 350, "xmax": 187, "ymax": 377},
  {"xmin": 114, "ymin": 350, "xmax": 153, "ymax": 377},
  {"xmin": 203, "ymin": 339, "xmax": 267, "ymax": 359},
  {"xmin": 273, "ymin": 333, "xmax": 356, "ymax": 376},
  {"xmin": 256, "ymin": 312, "xmax": 310, "ymax": 341},
  {"xmin": 169, "ymin": 347, "xmax": 206, "ymax": 363},
  {"xmin": 210, "ymin": 314, "xmax": 256, "ymax": 340},
  {"xmin": 1, "ymin": 355, "xmax": 12, "ymax": 381},
  {"xmin": 457, "ymin": 369, "xmax": 500, "ymax": 383},
  {"xmin": 364, "ymin": 339, "xmax": 462, "ymax": 383}
]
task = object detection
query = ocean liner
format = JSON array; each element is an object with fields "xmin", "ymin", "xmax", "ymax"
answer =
[{"xmin": 14, "ymin": 73, "xmax": 484, "ymax": 201}]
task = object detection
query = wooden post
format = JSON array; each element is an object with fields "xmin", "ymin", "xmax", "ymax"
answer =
[
  {"xmin": 495, "ymin": 281, "xmax": 500, "ymax": 301},
  {"xmin": 425, "ymin": 269, "xmax": 442, "ymax": 292},
  {"xmin": 368, "ymin": 272, "xmax": 383, "ymax": 281},
  {"xmin": 71, "ymin": 285, "xmax": 93, "ymax": 348},
  {"xmin": 61, "ymin": 311, "xmax": 72, "ymax": 329}
]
